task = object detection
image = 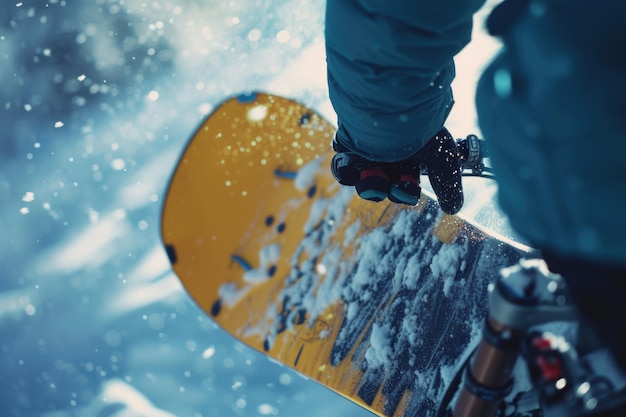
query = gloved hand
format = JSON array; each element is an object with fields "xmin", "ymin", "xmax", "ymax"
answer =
[{"xmin": 331, "ymin": 127, "xmax": 464, "ymax": 214}]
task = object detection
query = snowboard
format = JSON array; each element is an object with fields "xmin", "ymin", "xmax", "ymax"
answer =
[{"xmin": 161, "ymin": 92, "xmax": 533, "ymax": 417}]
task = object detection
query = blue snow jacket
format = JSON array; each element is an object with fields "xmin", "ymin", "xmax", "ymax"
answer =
[
  {"xmin": 326, "ymin": 0, "xmax": 626, "ymax": 268},
  {"xmin": 476, "ymin": 0, "xmax": 626, "ymax": 268},
  {"xmin": 325, "ymin": 0, "xmax": 485, "ymax": 162}
]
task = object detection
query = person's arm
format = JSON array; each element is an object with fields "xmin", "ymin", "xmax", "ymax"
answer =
[{"xmin": 325, "ymin": 0, "xmax": 484, "ymax": 162}]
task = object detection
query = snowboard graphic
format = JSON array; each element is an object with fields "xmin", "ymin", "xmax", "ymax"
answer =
[{"xmin": 161, "ymin": 93, "xmax": 533, "ymax": 417}]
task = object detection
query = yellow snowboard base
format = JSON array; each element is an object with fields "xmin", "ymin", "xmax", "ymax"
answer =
[{"xmin": 161, "ymin": 92, "xmax": 530, "ymax": 417}]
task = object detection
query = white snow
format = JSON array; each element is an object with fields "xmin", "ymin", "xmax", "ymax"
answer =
[
  {"xmin": 108, "ymin": 272, "xmax": 182, "ymax": 318},
  {"xmin": 229, "ymin": 155, "xmax": 491, "ymax": 408},
  {"xmin": 21, "ymin": 191, "xmax": 35, "ymax": 202},
  {"xmin": 0, "ymin": 289, "xmax": 39, "ymax": 319},
  {"xmin": 294, "ymin": 158, "xmax": 322, "ymax": 191},
  {"xmin": 219, "ymin": 282, "xmax": 248, "ymax": 307},
  {"xmin": 430, "ymin": 239, "xmax": 469, "ymax": 297},
  {"xmin": 99, "ymin": 379, "xmax": 178, "ymax": 417},
  {"xmin": 243, "ymin": 243, "xmax": 282, "ymax": 283},
  {"xmin": 365, "ymin": 323, "xmax": 393, "ymax": 369},
  {"xmin": 34, "ymin": 209, "xmax": 131, "ymax": 275}
]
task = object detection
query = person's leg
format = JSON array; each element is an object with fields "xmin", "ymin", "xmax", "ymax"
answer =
[{"xmin": 543, "ymin": 252, "xmax": 626, "ymax": 372}]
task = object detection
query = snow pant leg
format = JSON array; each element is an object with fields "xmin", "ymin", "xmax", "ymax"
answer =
[{"xmin": 543, "ymin": 251, "xmax": 626, "ymax": 374}]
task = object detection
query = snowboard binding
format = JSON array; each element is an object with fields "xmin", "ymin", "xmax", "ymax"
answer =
[
  {"xmin": 438, "ymin": 260, "xmax": 626, "ymax": 417},
  {"xmin": 457, "ymin": 134, "xmax": 489, "ymax": 176},
  {"xmin": 416, "ymin": 134, "xmax": 493, "ymax": 179}
]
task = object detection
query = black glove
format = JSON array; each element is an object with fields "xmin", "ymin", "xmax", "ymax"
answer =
[{"xmin": 331, "ymin": 127, "xmax": 464, "ymax": 214}]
